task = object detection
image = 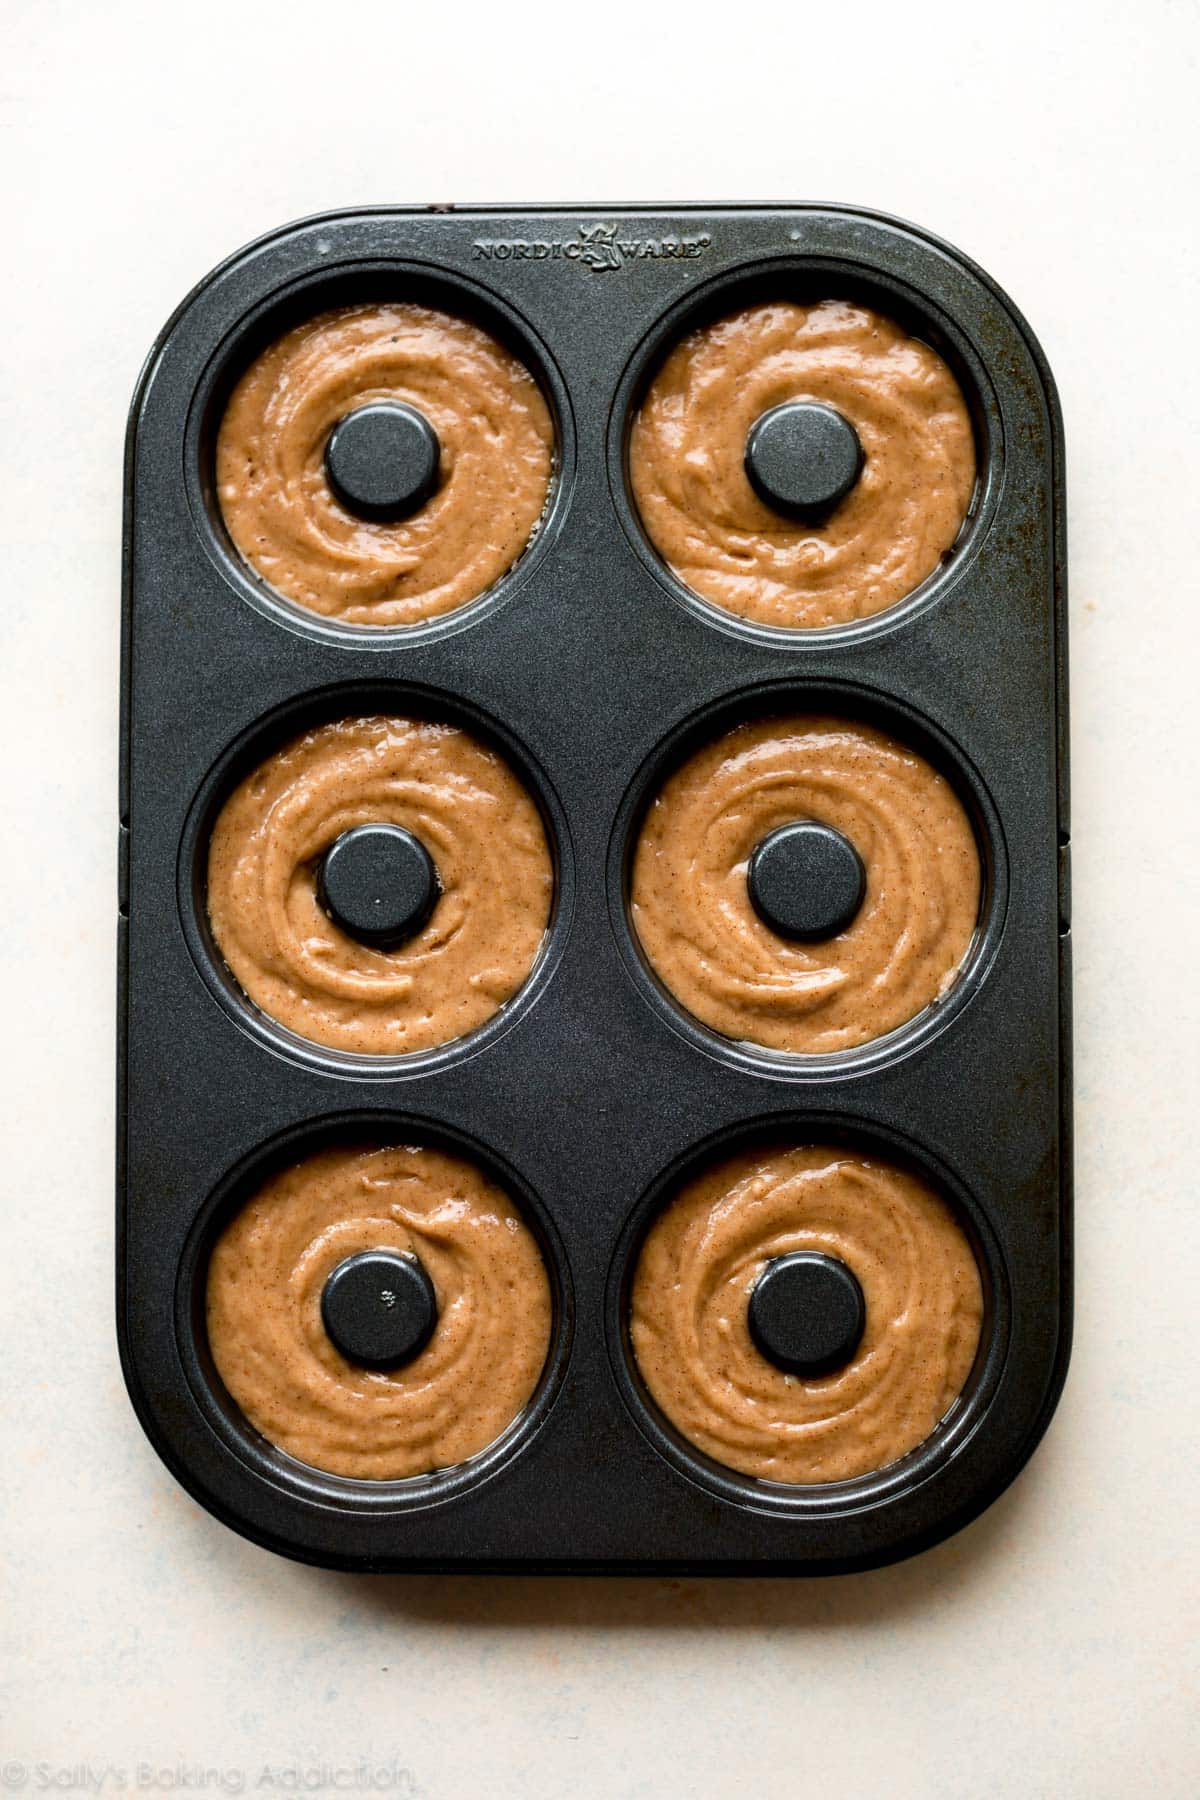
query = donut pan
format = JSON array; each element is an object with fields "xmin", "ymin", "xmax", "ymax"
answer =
[{"xmin": 118, "ymin": 205, "xmax": 1071, "ymax": 1573}]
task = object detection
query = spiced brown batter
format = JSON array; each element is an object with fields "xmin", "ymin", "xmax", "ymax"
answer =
[
  {"xmin": 207, "ymin": 715, "xmax": 552, "ymax": 1056},
  {"xmin": 207, "ymin": 1143, "xmax": 552, "ymax": 1480},
  {"xmin": 629, "ymin": 298, "xmax": 975, "ymax": 629},
  {"xmin": 631, "ymin": 1144, "xmax": 983, "ymax": 1484},
  {"xmin": 630, "ymin": 716, "xmax": 980, "ymax": 1054},
  {"xmin": 216, "ymin": 303, "xmax": 554, "ymax": 626}
]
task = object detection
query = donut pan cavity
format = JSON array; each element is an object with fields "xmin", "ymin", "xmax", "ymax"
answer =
[{"xmin": 119, "ymin": 205, "xmax": 1070, "ymax": 1573}]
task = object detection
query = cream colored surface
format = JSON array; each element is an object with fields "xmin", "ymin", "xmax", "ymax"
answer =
[
  {"xmin": 630, "ymin": 298, "xmax": 975, "ymax": 628},
  {"xmin": 206, "ymin": 715, "xmax": 552, "ymax": 1056},
  {"xmin": 631, "ymin": 716, "xmax": 980, "ymax": 1053},
  {"xmin": 632, "ymin": 1145, "xmax": 982, "ymax": 1483},
  {"xmin": 207, "ymin": 1144, "xmax": 552, "ymax": 1480},
  {"xmin": 218, "ymin": 303, "xmax": 553, "ymax": 626},
  {"xmin": 5, "ymin": 6, "xmax": 1198, "ymax": 1796}
]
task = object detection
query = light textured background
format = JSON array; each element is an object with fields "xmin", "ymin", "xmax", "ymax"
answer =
[{"xmin": 2, "ymin": 2, "xmax": 1197, "ymax": 1794}]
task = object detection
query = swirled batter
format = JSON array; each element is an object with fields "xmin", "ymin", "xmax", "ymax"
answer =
[
  {"xmin": 631, "ymin": 1144, "xmax": 983, "ymax": 1483},
  {"xmin": 207, "ymin": 1143, "xmax": 552, "ymax": 1480},
  {"xmin": 629, "ymin": 298, "xmax": 976, "ymax": 628},
  {"xmin": 207, "ymin": 716, "xmax": 552, "ymax": 1056},
  {"xmin": 630, "ymin": 716, "xmax": 980, "ymax": 1054},
  {"xmin": 216, "ymin": 304, "xmax": 554, "ymax": 626}
]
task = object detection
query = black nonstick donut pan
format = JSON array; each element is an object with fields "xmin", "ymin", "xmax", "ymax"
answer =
[{"xmin": 118, "ymin": 205, "xmax": 1071, "ymax": 1574}]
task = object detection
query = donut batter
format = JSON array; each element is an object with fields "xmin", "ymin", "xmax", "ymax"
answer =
[
  {"xmin": 629, "ymin": 298, "xmax": 975, "ymax": 628},
  {"xmin": 217, "ymin": 303, "xmax": 554, "ymax": 626},
  {"xmin": 207, "ymin": 715, "xmax": 552, "ymax": 1056},
  {"xmin": 207, "ymin": 1143, "xmax": 552, "ymax": 1480},
  {"xmin": 631, "ymin": 1144, "xmax": 983, "ymax": 1484},
  {"xmin": 630, "ymin": 715, "xmax": 981, "ymax": 1054}
]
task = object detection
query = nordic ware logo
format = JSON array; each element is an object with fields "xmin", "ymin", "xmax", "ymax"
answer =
[{"xmin": 471, "ymin": 222, "xmax": 713, "ymax": 270}]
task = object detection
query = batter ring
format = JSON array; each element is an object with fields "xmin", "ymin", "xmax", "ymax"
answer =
[
  {"xmin": 206, "ymin": 714, "xmax": 553, "ymax": 1057},
  {"xmin": 206, "ymin": 1143, "xmax": 553, "ymax": 1481},
  {"xmin": 216, "ymin": 302, "xmax": 554, "ymax": 626},
  {"xmin": 629, "ymin": 297, "xmax": 976, "ymax": 629},
  {"xmin": 630, "ymin": 714, "xmax": 982, "ymax": 1055},
  {"xmin": 630, "ymin": 1143, "xmax": 984, "ymax": 1485}
]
